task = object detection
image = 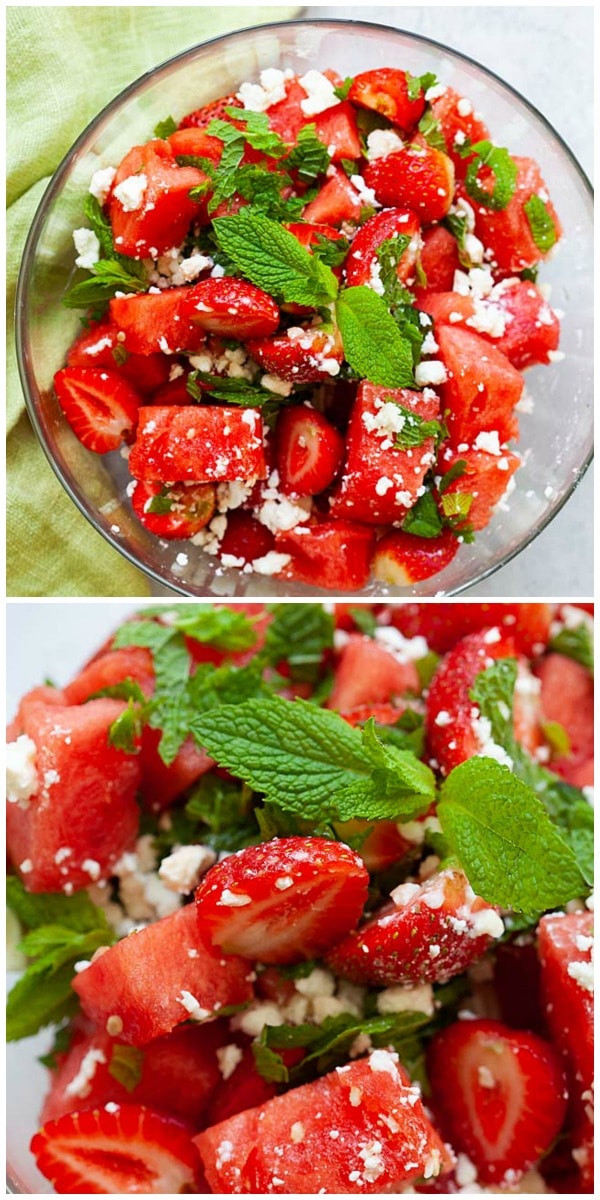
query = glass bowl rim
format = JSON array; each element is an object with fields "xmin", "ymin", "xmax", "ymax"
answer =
[{"xmin": 14, "ymin": 15, "xmax": 594, "ymax": 599}]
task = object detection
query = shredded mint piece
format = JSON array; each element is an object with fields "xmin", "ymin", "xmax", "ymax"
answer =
[
  {"xmin": 405, "ymin": 71, "xmax": 437, "ymax": 102},
  {"xmin": 393, "ymin": 405, "xmax": 445, "ymax": 451},
  {"xmin": 212, "ymin": 210, "xmax": 339, "ymax": 307},
  {"xmin": 401, "ymin": 489, "xmax": 443, "ymax": 539},
  {"xmin": 334, "ymin": 77, "xmax": 353, "ymax": 101},
  {"xmin": 262, "ymin": 603, "xmax": 334, "ymax": 683},
  {"xmin": 463, "ymin": 140, "xmax": 518, "ymax": 211},
  {"xmin": 418, "ymin": 109, "xmax": 447, "ymax": 153},
  {"xmin": 335, "ymin": 286, "xmax": 415, "ymax": 388},
  {"xmin": 154, "ymin": 115, "xmax": 177, "ymax": 138},
  {"xmin": 286, "ymin": 123, "xmax": 331, "ymax": 181},
  {"xmin": 440, "ymin": 491, "xmax": 473, "ymax": 520},
  {"xmin": 186, "ymin": 370, "xmax": 290, "ymax": 411},
  {"xmin": 147, "ymin": 488, "xmax": 174, "ymax": 516},
  {"xmin": 347, "ymin": 607, "xmax": 377, "ymax": 636},
  {"xmin": 222, "ymin": 108, "xmax": 287, "ymax": 157},
  {"xmin": 108, "ymin": 1045, "xmax": 144, "ymax": 1091},
  {"xmin": 62, "ymin": 260, "xmax": 147, "ymax": 309},
  {"xmin": 549, "ymin": 622, "xmax": 594, "ymax": 674},
  {"xmin": 520, "ymin": 265, "xmax": 539, "ymax": 283},
  {"xmin": 541, "ymin": 720, "xmax": 571, "ymax": 758},
  {"xmin": 438, "ymin": 459, "xmax": 468, "ymax": 493},
  {"xmin": 523, "ymin": 195, "xmax": 557, "ymax": 253},
  {"xmin": 311, "ymin": 232, "xmax": 350, "ymax": 268}
]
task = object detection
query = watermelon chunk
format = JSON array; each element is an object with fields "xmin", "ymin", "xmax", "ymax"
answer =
[
  {"xmin": 275, "ymin": 518, "xmax": 376, "ymax": 591},
  {"xmin": 438, "ymin": 445, "xmax": 520, "ymax": 530},
  {"xmin": 436, "ymin": 324, "xmax": 523, "ymax": 445},
  {"xmin": 328, "ymin": 634, "xmax": 419, "ymax": 711},
  {"xmin": 108, "ymin": 139, "xmax": 206, "ymax": 258},
  {"xmin": 128, "ymin": 406, "xmax": 267, "ymax": 483},
  {"xmin": 457, "ymin": 156, "xmax": 562, "ymax": 274},
  {"xmin": 110, "ymin": 290, "xmax": 206, "ymax": 357}
]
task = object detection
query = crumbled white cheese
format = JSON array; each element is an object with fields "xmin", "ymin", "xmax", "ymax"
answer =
[
  {"xmin": 568, "ymin": 958, "xmax": 593, "ymax": 993},
  {"xmin": 415, "ymin": 361, "xmax": 447, "ymax": 387},
  {"xmin": 218, "ymin": 888, "xmax": 252, "ymax": 907},
  {"xmin": 88, "ymin": 165, "xmax": 116, "ymax": 205},
  {"xmin": 237, "ymin": 68, "xmax": 288, "ymax": 113},
  {"xmin": 65, "ymin": 1048, "xmax": 107, "ymax": 1099},
  {"xmin": 6, "ymin": 735, "xmax": 39, "ymax": 807},
  {"xmin": 298, "ymin": 69, "xmax": 339, "ymax": 116},
  {"xmin": 216, "ymin": 1043, "xmax": 243, "ymax": 1080},
  {"xmin": 374, "ymin": 625, "xmax": 429, "ymax": 663},
  {"xmin": 473, "ymin": 430, "xmax": 502, "ymax": 456},
  {"xmin": 73, "ymin": 227, "xmax": 100, "ymax": 270},
  {"xmin": 252, "ymin": 551, "xmax": 292, "ymax": 576},
  {"xmin": 260, "ymin": 374, "xmax": 293, "ymax": 397},
  {"xmin": 295, "ymin": 967, "xmax": 336, "ymax": 999},
  {"xmin": 365, "ymin": 128, "xmax": 404, "ymax": 160},
  {"xmin": 113, "ymin": 173, "xmax": 148, "ymax": 212},
  {"xmin": 350, "ymin": 174, "xmax": 380, "ymax": 207},
  {"xmin": 232, "ymin": 1001, "xmax": 285, "ymax": 1038},
  {"xmin": 377, "ymin": 983, "xmax": 434, "ymax": 1016},
  {"xmin": 159, "ymin": 844, "xmax": 217, "ymax": 893},
  {"xmin": 470, "ymin": 908, "xmax": 505, "ymax": 939},
  {"xmin": 176, "ymin": 990, "xmax": 211, "ymax": 1022}
]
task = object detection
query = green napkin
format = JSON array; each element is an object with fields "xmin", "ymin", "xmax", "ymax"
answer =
[{"xmin": 7, "ymin": 4, "xmax": 300, "ymax": 597}]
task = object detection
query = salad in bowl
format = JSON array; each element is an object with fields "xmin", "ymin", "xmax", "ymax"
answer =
[{"xmin": 6, "ymin": 601, "xmax": 594, "ymax": 1192}]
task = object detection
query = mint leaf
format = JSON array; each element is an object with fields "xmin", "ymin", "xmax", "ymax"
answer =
[
  {"xmin": 286, "ymin": 123, "xmax": 331, "ymax": 181},
  {"xmin": 463, "ymin": 141, "xmax": 518, "ymax": 211},
  {"xmin": 263, "ymin": 603, "xmax": 334, "ymax": 682},
  {"xmin": 438, "ymin": 458, "xmax": 468, "ymax": 493},
  {"xmin": 154, "ymin": 115, "xmax": 177, "ymax": 138},
  {"xmin": 401, "ymin": 489, "xmax": 443, "ymax": 538},
  {"xmin": 418, "ymin": 109, "xmax": 447, "ymax": 153},
  {"xmin": 549, "ymin": 623, "xmax": 593, "ymax": 674},
  {"xmin": 405, "ymin": 72, "xmax": 437, "ymax": 102},
  {"xmin": 185, "ymin": 774, "xmax": 254, "ymax": 838},
  {"xmin": 438, "ymin": 757, "xmax": 586, "ymax": 914},
  {"xmin": 440, "ymin": 491, "xmax": 473, "ymax": 520},
  {"xmin": 444, "ymin": 212, "xmax": 476, "ymax": 269},
  {"xmin": 335, "ymin": 286, "xmax": 415, "ymax": 387},
  {"xmin": 312, "ymin": 233, "xmax": 351, "ymax": 269},
  {"xmin": 141, "ymin": 604, "xmax": 258, "ymax": 653},
  {"xmin": 38, "ymin": 1023, "xmax": 73, "ymax": 1071},
  {"xmin": 523, "ymin": 195, "xmax": 557, "ymax": 253},
  {"xmin": 334, "ymin": 77, "xmax": 353, "ymax": 101},
  {"xmin": 62, "ymin": 260, "xmax": 147, "ymax": 309},
  {"xmin": 147, "ymin": 487, "xmax": 174, "ymax": 515},
  {"xmin": 348, "ymin": 606, "xmax": 377, "ymax": 636},
  {"xmin": 7, "ymin": 877, "xmax": 112, "ymax": 934},
  {"xmin": 520, "ymin": 265, "xmax": 539, "ymax": 283},
  {"xmin": 394, "ymin": 406, "xmax": 446, "ymax": 450},
  {"xmin": 108, "ymin": 1044, "xmax": 144, "ymax": 1092},
  {"xmin": 190, "ymin": 696, "xmax": 435, "ymax": 824},
  {"xmin": 107, "ymin": 698, "xmax": 145, "ymax": 754},
  {"xmin": 541, "ymin": 720, "xmax": 571, "ymax": 758},
  {"xmin": 223, "ymin": 108, "xmax": 287, "ymax": 158},
  {"xmin": 212, "ymin": 210, "xmax": 339, "ymax": 307},
  {"xmin": 187, "ymin": 369, "xmax": 290, "ymax": 411}
]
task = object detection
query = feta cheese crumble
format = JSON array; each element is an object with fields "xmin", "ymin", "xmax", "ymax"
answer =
[
  {"xmin": 88, "ymin": 165, "xmax": 116, "ymax": 206},
  {"xmin": 159, "ymin": 844, "xmax": 217, "ymax": 893},
  {"xmin": 6, "ymin": 735, "xmax": 39, "ymax": 807},
  {"xmin": 73, "ymin": 227, "xmax": 100, "ymax": 270},
  {"xmin": 298, "ymin": 70, "xmax": 339, "ymax": 116},
  {"xmin": 113, "ymin": 173, "xmax": 148, "ymax": 212}
]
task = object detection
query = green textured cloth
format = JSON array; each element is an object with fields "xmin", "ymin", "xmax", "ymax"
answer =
[{"xmin": 7, "ymin": 4, "xmax": 299, "ymax": 597}]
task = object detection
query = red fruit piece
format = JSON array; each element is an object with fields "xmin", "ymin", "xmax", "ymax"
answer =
[
  {"xmin": 436, "ymin": 324, "xmax": 523, "ymax": 445},
  {"xmin": 329, "ymin": 381, "xmax": 441, "ymax": 524},
  {"xmin": 364, "ymin": 144, "xmax": 455, "ymax": 223},
  {"xmin": 6, "ymin": 695, "xmax": 140, "ymax": 893},
  {"xmin": 275, "ymin": 517, "xmax": 376, "ymax": 590},
  {"xmin": 437, "ymin": 445, "xmax": 520, "ymax": 531},
  {"xmin": 128, "ymin": 405, "xmax": 266, "ymax": 483},
  {"xmin": 373, "ymin": 530, "xmax": 459, "ymax": 586},
  {"xmin": 218, "ymin": 510, "xmax": 275, "ymax": 567},
  {"xmin": 110, "ymin": 288, "xmax": 206, "ymax": 357},
  {"xmin": 349, "ymin": 68, "xmax": 426, "ymax": 131},
  {"xmin": 427, "ymin": 1018, "xmax": 568, "ymax": 1185},
  {"xmin": 416, "ymin": 224, "xmax": 460, "ymax": 295},
  {"xmin": 109, "ymin": 139, "xmax": 206, "ymax": 258},
  {"xmin": 387, "ymin": 602, "xmax": 553, "ymax": 657},
  {"xmin": 131, "ymin": 479, "xmax": 216, "ymax": 539},
  {"xmin": 276, "ymin": 404, "xmax": 344, "ymax": 496},
  {"xmin": 54, "ymin": 367, "xmax": 141, "ymax": 454},
  {"xmin": 196, "ymin": 1051, "xmax": 450, "ymax": 1194},
  {"xmin": 302, "ymin": 167, "xmax": 363, "ymax": 225},
  {"xmin": 327, "ymin": 867, "xmax": 503, "ymax": 986},
  {"xmin": 139, "ymin": 727, "xmax": 214, "ymax": 813},
  {"xmin": 41, "ymin": 1022, "xmax": 225, "ymax": 1127},
  {"xmin": 429, "ymin": 86, "xmax": 490, "ymax": 177},
  {"xmin": 457, "ymin": 156, "xmax": 561, "ymax": 274},
  {"xmin": 147, "ymin": 376, "xmax": 192, "ymax": 406},
  {"xmin": 536, "ymin": 652, "xmax": 593, "ymax": 785},
  {"xmin": 72, "ymin": 903, "xmax": 253, "ymax": 1044},
  {"xmin": 180, "ymin": 92, "xmax": 241, "ymax": 129},
  {"xmin": 335, "ymin": 818, "xmax": 413, "ymax": 872},
  {"xmin": 63, "ymin": 646, "xmax": 154, "ymax": 705},
  {"xmin": 425, "ymin": 628, "xmax": 515, "ymax": 776},
  {"xmin": 195, "ymin": 836, "xmax": 369, "ymax": 963},
  {"xmin": 66, "ymin": 323, "xmax": 172, "ymax": 394},
  {"xmin": 494, "ymin": 939, "xmax": 545, "ymax": 1035},
  {"xmin": 247, "ymin": 323, "xmax": 343, "ymax": 384},
  {"xmin": 167, "ymin": 126, "xmax": 224, "ymax": 160},
  {"xmin": 183, "ymin": 277, "xmax": 280, "ymax": 339},
  {"xmin": 208, "ymin": 1044, "xmax": 278, "ymax": 1126},
  {"xmin": 345, "ymin": 208, "xmax": 421, "ymax": 288},
  {"xmin": 420, "ymin": 282, "xmax": 560, "ymax": 371},
  {"xmin": 31, "ymin": 1103, "xmax": 203, "ymax": 1194},
  {"xmin": 328, "ymin": 633, "xmax": 419, "ymax": 711},
  {"xmin": 314, "ymin": 100, "xmax": 361, "ymax": 161}
]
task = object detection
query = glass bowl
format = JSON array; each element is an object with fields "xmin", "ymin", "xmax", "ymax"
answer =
[{"xmin": 16, "ymin": 19, "xmax": 593, "ymax": 598}]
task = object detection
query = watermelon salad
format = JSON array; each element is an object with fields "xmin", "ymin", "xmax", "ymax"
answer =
[
  {"xmin": 6, "ymin": 601, "xmax": 593, "ymax": 1194},
  {"xmin": 52, "ymin": 65, "xmax": 564, "ymax": 591}
]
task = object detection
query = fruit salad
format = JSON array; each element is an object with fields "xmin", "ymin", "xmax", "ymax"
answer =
[
  {"xmin": 53, "ymin": 64, "xmax": 563, "ymax": 590},
  {"xmin": 6, "ymin": 601, "xmax": 593, "ymax": 1194}
]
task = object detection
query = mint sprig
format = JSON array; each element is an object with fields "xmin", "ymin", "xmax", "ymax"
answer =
[
  {"xmin": 263, "ymin": 603, "xmax": 334, "ymax": 683},
  {"xmin": 523, "ymin": 195, "xmax": 557, "ymax": 254},
  {"xmin": 154, "ymin": 115, "xmax": 177, "ymax": 138},
  {"xmin": 405, "ymin": 71, "xmax": 438, "ymax": 102},
  {"xmin": 62, "ymin": 195, "xmax": 147, "ymax": 309},
  {"xmin": 417, "ymin": 109, "xmax": 447, "ymax": 154},
  {"xmin": 462, "ymin": 140, "xmax": 518, "ymax": 211},
  {"xmin": 286, "ymin": 123, "xmax": 331, "ymax": 181},
  {"xmin": 549, "ymin": 621, "xmax": 593, "ymax": 674},
  {"xmin": 212, "ymin": 210, "xmax": 339, "ymax": 308},
  {"xmin": 335, "ymin": 286, "xmax": 415, "ymax": 388}
]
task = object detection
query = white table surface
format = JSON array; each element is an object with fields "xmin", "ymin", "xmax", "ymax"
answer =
[{"xmin": 296, "ymin": 4, "xmax": 593, "ymax": 598}]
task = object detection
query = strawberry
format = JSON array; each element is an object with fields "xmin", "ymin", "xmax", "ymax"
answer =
[
  {"xmin": 425, "ymin": 628, "xmax": 516, "ymax": 776},
  {"xmin": 429, "ymin": 87, "xmax": 490, "ymax": 177},
  {"xmin": 416, "ymin": 224, "xmax": 460, "ymax": 295},
  {"xmin": 128, "ymin": 405, "xmax": 266, "ymax": 484},
  {"xmin": 183, "ymin": 277, "xmax": 280, "ymax": 339},
  {"xmin": 179, "ymin": 92, "xmax": 242, "ymax": 129},
  {"xmin": 275, "ymin": 517, "xmax": 376, "ymax": 590},
  {"xmin": 326, "ymin": 867, "xmax": 503, "ymax": 986},
  {"xmin": 275, "ymin": 404, "xmax": 345, "ymax": 495},
  {"xmin": 195, "ymin": 836, "xmax": 369, "ymax": 963},
  {"xmin": 335, "ymin": 818, "xmax": 413, "ymax": 872},
  {"xmin": 537, "ymin": 912, "xmax": 593, "ymax": 1102},
  {"xmin": 328, "ymin": 634, "xmax": 419, "ymax": 711},
  {"xmin": 427, "ymin": 1019, "xmax": 568, "ymax": 1184},
  {"xmin": 131, "ymin": 480, "xmax": 216, "ymax": 539},
  {"xmin": 66, "ymin": 323, "xmax": 171, "ymax": 394},
  {"xmin": 349, "ymin": 68, "xmax": 426, "ymax": 132},
  {"xmin": 31, "ymin": 1103, "xmax": 203, "ymax": 1194},
  {"xmin": 218, "ymin": 509, "xmax": 275, "ymax": 566},
  {"xmin": 302, "ymin": 167, "xmax": 363, "ymax": 225},
  {"xmin": 373, "ymin": 530, "xmax": 459, "ymax": 585},
  {"xmin": 53, "ymin": 367, "xmax": 141, "ymax": 454},
  {"xmin": 247, "ymin": 324, "xmax": 343, "ymax": 383},
  {"xmin": 386, "ymin": 602, "xmax": 553, "ymax": 657},
  {"xmin": 363, "ymin": 143, "xmax": 455, "ymax": 223},
  {"xmin": 345, "ymin": 208, "xmax": 421, "ymax": 288}
]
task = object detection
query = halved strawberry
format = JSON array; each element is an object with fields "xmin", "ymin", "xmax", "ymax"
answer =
[
  {"xmin": 66, "ymin": 323, "xmax": 172, "ymax": 394},
  {"xmin": 373, "ymin": 530, "xmax": 459, "ymax": 585},
  {"xmin": 349, "ymin": 68, "xmax": 425, "ymax": 132},
  {"xmin": 427, "ymin": 1019, "xmax": 568, "ymax": 1184},
  {"xmin": 54, "ymin": 367, "xmax": 141, "ymax": 454},
  {"xmin": 131, "ymin": 479, "xmax": 216, "ymax": 539},
  {"xmin": 218, "ymin": 510, "xmax": 275, "ymax": 567},
  {"xmin": 275, "ymin": 517, "xmax": 376, "ymax": 590},
  {"xmin": 195, "ymin": 836, "xmax": 369, "ymax": 963},
  {"xmin": 183, "ymin": 278, "xmax": 280, "ymax": 339},
  {"xmin": 328, "ymin": 634, "xmax": 419, "ymax": 711},
  {"xmin": 247, "ymin": 324, "xmax": 343, "ymax": 383},
  {"xmin": 345, "ymin": 208, "xmax": 421, "ymax": 288},
  {"xmin": 31, "ymin": 1104, "xmax": 203, "ymax": 1194},
  {"xmin": 416, "ymin": 224, "xmax": 461, "ymax": 295},
  {"xmin": 302, "ymin": 167, "xmax": 363, "ymax": 225},
  {"xmin": 326, "ymin": 867, "xmax": 503, "ymax": 986},
  {"xmin": 364, "ymin": 143, "xmax": 454, "ymax": 223},
  {"xmin": 276, "ymin": 404, "xmax": 345, "ymax": 495},
  {"xmin": 179, "ymin": 92, "xmax": 242, "ymax": 129}
]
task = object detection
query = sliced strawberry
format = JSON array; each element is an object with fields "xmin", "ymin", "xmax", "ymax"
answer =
[
  {"xmin": 437, "ymin": 445, "xmax": 520, "ymax": 531},
  {"xmin": 328, "ymin": 634, "xmax": 419, "ymax": 711},
  {"xmin": 275, "ymin": 404, "xmax": 344, "ymax": 496},
  {"xmin": 436, "ymin": 323, "xmax": 523, "ymax": 445},
  {"xmin": 275, "ymin": 517, "xmax": 376, "ymax": 590},
  {"xmin": 110, "ymin": 288, "xmax": 206, "ymax": 356},
  {"xmin": 109, "ymin": 140, "xmax": 206, "ymax": 258},
  {"xmin": 314, "ymin": 100, "xmax": 361, "ymax": 161},
  {"xmin": 54, "ymin": 367, "xmax": 141, "ymax": 454},
  {"xmin": 326, "ymin": 867, "xmax": 502, "ymax": 986},
  {"xmin": 31, "ymin": 1103, "xmax": 203, "ymax": 1194},
  {"xmin": 427, "ymin": 1019, "xmax": 568, "ymax": 1184},
  {"xmin": 388, "ymin": 602, "xmax": 553, "ymax": 657},
  {"xmin": 195, "ymin": 836, "xmax": 368, "ymax": 963},
  {"xmin": 364, "ymin": 143, "xmax": 454, "ymax": 223},
  {"xmin": 373, "ymin": 529, "xmax": 459, "ymax": 585},
  {"xmin": 345, "ymin": 208, "xmax": 421, "ymax": 288},
  {"xmin": 302, "ymin": 167, "xmax": 363, "ymax": 225},
  {"xmin": 247, "ymin": 324, "xmax": 343, "ymax": 383},
  {"xmin": 218, "ymin": 510, "xmax": 275, "ymax": 567},
  {"xmin": 417, "ymin": 224, "xmax": 461, "ymax": 295},
  {"xmin": 72, "ymin": 904, "xmax": 252, "ymax": 1045},
  {"xmin": 285, "ymin": 220, "xmax": 346, "ymax": 252},
  {"xmin": 349, "ymin": 68, "xmax": 425, "ymax": 132},
  {"xmin": 429, "ymin": 87, "xmax": 490, "ymax": 177},
  {"xmin": 128, "ymin": 405, "xmax": 266, "ymax": 484},
  {"xmin": 536, "ymin": 653, "xmax": 593, "ymax": 784},
  {"xmin": 456, "ymin": 156, "xmax": 561, "ymax": 274},
  {"xmin": 182, "ymin": 278, "xmax": 280, "ymax": 338},
  {"xmin": 196, "ymin": 1051, "xmax": 450, "ymax": 1193},
  {"xmin": 131, "ymin": 480, "xmax": 216, "ymax": 539},
  {"xmin": 179, "ymin": 92, "xmax": 242, "ymax": 129},
  {"xmin": 66, "ymin": 323, "xmax": 171, "ymax": 394},
  {"xmin": 425, "ymin": 628, "xmax": 515, "ymax": 776}
]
